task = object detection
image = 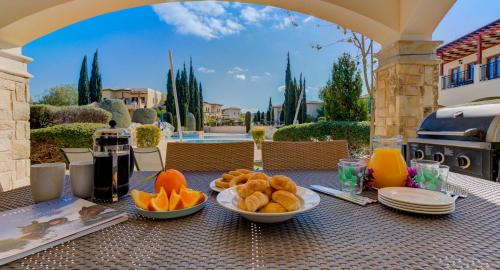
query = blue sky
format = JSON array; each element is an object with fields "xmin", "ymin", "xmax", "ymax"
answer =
[{"xmin": 24, "ymin": 0, "xmax": 500, "ymax": 112}]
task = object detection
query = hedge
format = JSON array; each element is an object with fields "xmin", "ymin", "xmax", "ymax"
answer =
[
  {"xmin": 99, "ymin": 99, "xmax": 131, "ymax": 128},
  {"xmin": 30, "ymin": 105, "xmax": 112, "ymax": 129},
  {"xmin": 30, "ymin": 104, "xmax": 58, "ymax": 129},
  {"xmin": 31, "ymin": 123, "xmax": 107, "ymax": 164},
  {"xmin": 273, "ymin": 121, "xmax": 370, "ymax": 154},
  {"xmin": 132, "ymin": 108, "xmax": 157, "ymax": 124},
  {"xmin": 54, "ymin": 106, "xmax": 111, "ymax": 125},
  {"xmin": 136, "ymin": 125, "xmax": 161, "ymax": 148}
]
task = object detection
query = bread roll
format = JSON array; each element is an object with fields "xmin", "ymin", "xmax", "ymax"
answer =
[
  {"xmin": 270, "ymin": 175, "xmax": 297, "ymax": 194},
  {"xmin": 272, "ymin": 190, "xmax": 300, "ymax": 211},
  {"xmin": 258, "ymin": 202, "xmax": 287, "ymax": 213},
  {"xmin": 249, "ymin": 172, "xmax": 270, "ymax": 180},
  {"xmin": 245, "ymin": 191, "xmax": 269, "ymax": 212}
]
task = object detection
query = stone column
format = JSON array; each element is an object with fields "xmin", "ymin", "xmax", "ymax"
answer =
[
  {"xmin": 374, "ymin": 40, "xmax": 441, "ymax": 142},
  {"xmin": 0, "ymin": 48, "xmax": 32, "ymax": 190}
]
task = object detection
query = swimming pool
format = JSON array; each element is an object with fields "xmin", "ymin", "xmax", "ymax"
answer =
[{"xmin": 168, "ymin": 133, "xmax": 252, "ymax": 143}]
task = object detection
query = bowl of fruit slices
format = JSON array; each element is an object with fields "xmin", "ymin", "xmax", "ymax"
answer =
[{"xmin": 131, "ymin": 169, "xmax": 207, "ymax": 219}]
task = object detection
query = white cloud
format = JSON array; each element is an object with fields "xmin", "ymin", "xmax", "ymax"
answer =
[
  {"xmin": 227, "ymin": 66, "xmax": 247, "ymax": 74},
  {"xmin": 241, "ymin": 7, "xmax": 266, "ymax": 24},
  {"xmin": 153, "ymin": 2, "xmax": 304, "ymax": 39},
  {"xmin": 303, "ymin": 16, "xmax": 314, "ymax": 23},
  {"xmin": 278, "ymin": 85, "xmax": 286, "ymax": 93},
  {"xmin": 274, "ymin": 17, "xmax": 293, "ymax": 30},
  {"xmin": 152, "ymin": 3, "xmax": 244, "ymax": 40},
  {"xmin": 183, "ymin": 1, "xmax": 226, "ymax": 16},
  {"xmin": 197, "ymin": 67, "xmax": 215, "ymax": 73},
  {"xmin": 251, "ymin": 75, "xmax": 261, "ymax": 81},
  {"xmin": 265, "ymin": 72, "xmax": 271, "ymax": 76},
  {"xmin": 234, "ymin": 74, "xmax": 246, "ymax": 80}
]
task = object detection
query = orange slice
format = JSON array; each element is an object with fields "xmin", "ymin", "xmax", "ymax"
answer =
[
  {"xmin": 148, "ymin": 187, "xmax": 169, "ymax": 211},
  {"xmin": 169, "ymin": 189, "xmax": 183, "ymax": 211},
  {"xmin": 130, "ymin": 189, "xmax": 156, "ymax": 210},
  {"xmin": 180, "ymin": 188, "xmax": 204, "ymax": 208}
]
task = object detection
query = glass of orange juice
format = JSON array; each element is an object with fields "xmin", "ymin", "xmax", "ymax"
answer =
[{"xmin": 368, "ymin": 136, "xmax": 408, "ymax": 188}]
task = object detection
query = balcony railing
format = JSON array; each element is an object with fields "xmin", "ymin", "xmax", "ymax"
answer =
[
  {"xmin": 441, "ymin": 70, "xmax": 474, "ymax": 90},
  {"xmin": 481, "ymin": 59, "xmax": 500, "ymax": 81}
]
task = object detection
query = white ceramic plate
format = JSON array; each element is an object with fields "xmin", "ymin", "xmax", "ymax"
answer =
[
  {"xmin": 378, "ymin": 196, "xmax": 454, "ymax": 214},
  {"xmin": 136, "ymin": 193, "xmax": 208, "ymax": 219},
  {"xmin": 216, "ymin": 186, "xmax": 320, "ymax": 223},
  {"xmin": 378, "ymin": 187, "xmax": 454, "ymax": 207},
  {"xmin": 379, "ymin": 197, "xmax": 454, "ymax": 215},
  {"xmin": 379, "ymin": 194, "xmax": 454, "ymax": 210},
  {"xmin": 209, "ymin": 179, "xmax": 225, "ymax": 193}
]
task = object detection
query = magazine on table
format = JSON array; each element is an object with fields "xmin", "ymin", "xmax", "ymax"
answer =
[{"xmin": 0, "ymin": 196, "xmax": 128, "ymax": 266}]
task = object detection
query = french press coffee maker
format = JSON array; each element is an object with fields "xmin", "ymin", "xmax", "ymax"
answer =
[{"xmin": 92, "ymin": 120, "xmax": 134, "ymax": 202}]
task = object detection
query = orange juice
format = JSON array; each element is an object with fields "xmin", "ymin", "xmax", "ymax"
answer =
[{"xmin": 368, "ymin": 148, "xmax": 408, "ymax": 188}]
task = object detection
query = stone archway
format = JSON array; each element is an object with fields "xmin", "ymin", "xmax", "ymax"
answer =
[{"xmin": 0, "ymin": 0, "xmax": 455, "ymax": 189}]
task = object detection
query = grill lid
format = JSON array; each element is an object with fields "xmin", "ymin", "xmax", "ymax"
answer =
[{"xmin": 417, "ymin": 101, "xmax": 500, "ymax": 142}]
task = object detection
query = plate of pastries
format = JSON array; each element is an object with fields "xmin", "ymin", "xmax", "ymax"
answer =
[
  {"xmin": 216, "ymin": 172, "xmax": 320, "ymax": 223},
  {"xmin": 210, "ymin": 169, "xmax": 254, "ymax": 192}
]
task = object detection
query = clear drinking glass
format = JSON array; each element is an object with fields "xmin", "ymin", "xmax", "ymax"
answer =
[
  {"xmin": 338, "ymin": 159, "xmax": 366, "ymax": 194},
  {"xmin": 414, "ymin": 160, "xmax": 441, "ymax": 191},
  {"xmin": 438, "ymin": 165, "xmax": 450, "ymax": 192}
]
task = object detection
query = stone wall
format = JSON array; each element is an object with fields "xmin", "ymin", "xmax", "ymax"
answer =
[
  {"xmin": 0, "ymin": 71, "xmax": 30, "ymax": 190},
  {"xmin": 374, "ymin": 40, "xmax": 441, "ymax": 142},
  {"xmin": 0, "ymin": 48, "xmax": 31, "ymax": 191}
]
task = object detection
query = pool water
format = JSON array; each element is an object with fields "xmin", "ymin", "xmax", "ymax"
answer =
[{"xmin": 169, "ymin": 133, "xmax": 252, "ymax": 143}]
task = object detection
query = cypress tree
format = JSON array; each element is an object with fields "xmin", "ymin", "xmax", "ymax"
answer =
[
  {"xmin": 188, "ymin": 58, "xmax": 196, "ymax": 114},
  {"xmin": 193, "ymin": 78, "xmax": 201, "ymax": 130},
  {"xmin": 261, "ymin": 111, "xmax": 265, "ymax": 124},
  {"xmin": 175, "ymin": 70, "xmax": 183, "ymax": 125},
  {"xmin": 267, "ymin": 97, "xmax": 273, "ymax": 125},
  {"xmin": 165, "ymin": 69, "xmax": 175, "ymax": 115},
  {"xmin": 89, "ymin": 50, "xmax": 102, "ymax": 103},
  {"xmin": 199, "ymin": 82, "xmax": 204, "ymax": 129},
  {"xmin": 301, "ymin": 77, "xmax": 307, "ymax": 122},
  {"xmin": 181, "ymin": 64, "xmax": 189, "ymax": 126},
  {"xmin": 283, "ymin": 52, "xmax": 292, "ymax": 125},
  {"xmin": 78, "ymin": 55, "xmax": 90, "ymax": 105}
]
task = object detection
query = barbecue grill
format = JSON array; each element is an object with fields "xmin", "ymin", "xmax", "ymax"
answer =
[{"xmin": 407, "ymin": 101, "xmax": 500, "ymax": 181}]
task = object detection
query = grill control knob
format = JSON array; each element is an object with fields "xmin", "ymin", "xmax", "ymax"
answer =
[
  {"xmin": 414, "ymin": 150, "xmax": 424, "ymax": 160},
  {"xmin": 457, "ymin": 155, "xmax": 471, "ymax": 169},
  {"xmin": 433, "ymin": 152, "xmax": 445, "ymax": 163}
]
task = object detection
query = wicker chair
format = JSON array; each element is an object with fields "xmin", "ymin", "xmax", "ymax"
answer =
[
  {"xmin": 60, "ymin": 148, "xmax": 94, "ymax": 168},
  {"xmin": 165, "ymin": 142, "xmax": 254, "ymax": 171},
  {"xmin": 133, "ymin": 147, "xmax": 165, "ymax": 171},
  {"xmin": 262, "ymin": 140, "xmax": 349, "ymax": 170}
]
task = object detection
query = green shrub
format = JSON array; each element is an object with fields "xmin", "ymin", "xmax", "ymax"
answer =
[
  {"xmin": 273, "ymin": 121, "xmax": 370, "ymax": 154},
  {"xmin": 166, "ymin": 112, "xmax": 174, "ymax": 124},
  {"xmin": 54, "ymin": 106, "xmax": 111, "ymax": 125},
  {"xmin": 31, "ymin": 123, "xmax": 107, "ymax": 164},
  {"xmin": 136, "ymin": 125, "xmax": 161, "ymax": 148},
  {"xmin": 30, "ymin": 104, "xmax": 58, "ymax": 129},
  {"xmin": 99, "ymin": 99, "xmax": 131, "ymax": 128},
  {"xmin": 187, "ymin": 113, "xmax": 196, "ymax": 131},
  {"xmin": 132, "ymin": 108, "xmax": 157, "ymax": 124},
  {"xmin": 245, "ymin": 111, "xmax": 251, "ymax": 133}
]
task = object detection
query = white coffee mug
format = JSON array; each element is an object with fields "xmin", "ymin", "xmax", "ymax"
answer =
[
  {"xmin": 69, "ymin": 161, "xmax": 94, "ymax": 199},
  {"xmin": 30, "ymin": 163, "xmax": 66, "ymax": 203}
]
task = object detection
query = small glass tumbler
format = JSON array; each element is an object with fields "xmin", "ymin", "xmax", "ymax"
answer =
[
  {"xmin": 338, "ymin": 159, "xmax": 366, "ymax": 194},
  {"xmin": 438, "ymin": 165, "xmax": 450, "ymax": 192},
  {"xmin": 414, "ymin": 160, "xmax": 441, "ymax": 191},
  {"xmin": 410, "ymin": 159, "xmax": 418, "ymax": 168}
]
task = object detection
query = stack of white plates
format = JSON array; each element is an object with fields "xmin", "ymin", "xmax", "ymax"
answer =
[{"xmin": 378, "ymin": 187, "xmax": 455, "ymax": 215}]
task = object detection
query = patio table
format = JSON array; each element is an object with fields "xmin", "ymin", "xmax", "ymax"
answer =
[{"xmin": 1, "ymin": 170, "xmax": 499, "ymax": 269}]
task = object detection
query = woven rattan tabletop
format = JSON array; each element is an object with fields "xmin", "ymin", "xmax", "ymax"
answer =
[{"xmin": 1, "ymin": 171, "xmax": 500, "ymax": 269}]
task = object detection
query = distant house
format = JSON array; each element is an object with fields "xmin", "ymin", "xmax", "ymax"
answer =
[
  {"xmin": 203, "ymin": 102, "xmax": 223, "ymax": 122},
  {"xmin": 101, "ymin": 88, "xmax": 166, "ymax": 109},
  {"xmin": 273, "ymin": 101, "xmax": 324, "ymax": 125},
  {"xmin": 306, "ymin": 100, "xmax": 323, "ymax": 119},
  {"xmin": 437, "ymin": 19, "xmax": 500, "ymax": 106},
  {"xmin": 222, "ymin": 107, "xmax": 241, "ymax": 120}
]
